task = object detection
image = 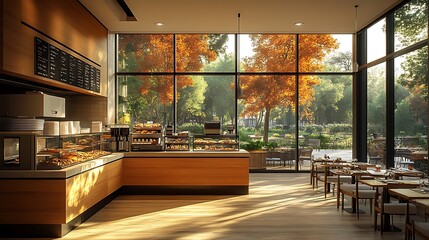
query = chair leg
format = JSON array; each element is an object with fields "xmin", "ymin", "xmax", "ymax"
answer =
[
  {"xmin": 370, "ymin": 199, "xmax": 373, "ymax": 214},
  {"xmin": 357, "ymin": 198, "xmax": 360, "ymax": 220},
  {"xmin": 341, "ymin": 193, "xmax": 344, "ymax": 210},
  {"xmin": 374, "ymin": 209, "xmax": 377, "ymax": 231},
  {"xmin": 380, "ymin": 213, "xmax": 384, "ymax": 235}
]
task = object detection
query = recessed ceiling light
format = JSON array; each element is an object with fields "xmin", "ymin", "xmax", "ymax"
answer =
[
  {"xmin": 155, "ymin": 22, "xmax": 164, "ymax": 26},
  {"xmin": 294, "ymin": 22, "xmax": 303, "ymax": 26}
]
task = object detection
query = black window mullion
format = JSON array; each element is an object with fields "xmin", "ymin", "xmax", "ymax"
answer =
[
  {"xmin": 386, "ymin": 13, "xmax": 395, "ymax": 168},
  {"xmin": 295, "ymin": 34, "xmax": 300, "ymax": 171}
]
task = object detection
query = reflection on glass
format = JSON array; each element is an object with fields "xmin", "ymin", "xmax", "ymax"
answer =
[
  {"xmin": 367, "ymin": 19, "xmax": 386, "ymax": 63},
  {"xmin": 177, "ymin": 75, "xmax": 235, "ymax": 135},
  {"xmin": 395, "ymin": 0, "xmax": 428, "ymax": 51},
  {"xmin": 4, "ymin": 138, "xmax": 20, "ymax": 165},
  {"xmin": 117, "ymin": 75, "xmax": 173, "ymax": 126},
  {"xmin": 117, "ymin": 34, "xmax": 174, "ymax": 72}
]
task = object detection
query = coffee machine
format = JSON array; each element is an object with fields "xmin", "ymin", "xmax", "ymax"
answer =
[{"xmin": 110, "ymin": 124, "xmax": 130, "ymax": 152}]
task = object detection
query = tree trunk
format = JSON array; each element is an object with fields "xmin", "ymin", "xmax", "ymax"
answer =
[{"xmin": 263, "ymin": 108, "xmax": 271, "ymax": 142}]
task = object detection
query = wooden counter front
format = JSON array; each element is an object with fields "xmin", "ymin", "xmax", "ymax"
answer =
[{"xmin": 122, "ymin": 151, "xmax": 250, "ymax": 194}]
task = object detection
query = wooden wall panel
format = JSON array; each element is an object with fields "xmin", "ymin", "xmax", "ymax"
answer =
[
  {"xmin": 66, "ymin": 165, "xmax": 108, "ymax": 222},
  {"xmin": 0, "ymin": 179, "xmax": 66, "ymax": 224},
  {"xmin": 123, "ymin": 158, "xmax": 249, "ymax": 186},
  {"xmin": 21, "ymin": 0, "xmax": 107, "ymax": 66},
  {"xmin": 1, "ymin": 0, "xmax": 108, "ymax": 97},
  {"xmin": 107, "ymin": 159, "xmax": 123, "ymax": 195}
]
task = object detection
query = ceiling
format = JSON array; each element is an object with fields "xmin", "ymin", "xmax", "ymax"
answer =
[{"xmin": 80, "ymin": 0, "xmax": 404, "ymax": 34}]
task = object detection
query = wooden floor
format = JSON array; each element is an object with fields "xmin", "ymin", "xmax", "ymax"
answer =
[{"xmin": 43, "ymin": 173, "xmax": 408, "ymax": 239}]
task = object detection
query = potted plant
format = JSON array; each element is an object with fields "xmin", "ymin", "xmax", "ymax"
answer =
[{"xmin": 242, "ymin": 140, "xmax": 267, "ymax": 170}]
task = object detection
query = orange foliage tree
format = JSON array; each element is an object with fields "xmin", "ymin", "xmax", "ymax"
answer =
[
  {"xmin": 118, "ymin": 34, "xmax": 217, "ymax": 105},
  {"xmin": 241, "ymin": 34, "xmax": 338, "ymax": 142}
]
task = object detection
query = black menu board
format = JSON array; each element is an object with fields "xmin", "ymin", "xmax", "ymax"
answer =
[
  {"xmin": 95, "ymin": 69, "xmax": 100, "ymax": 93},
  {"xmin": 83, "ymin": 63, "xmax": 90, "ymax": 90},
  {"xmin": 76, "ymin": 59, "xmax": 84, "ymax": 88},
  {"xmin": 68, "ymin": 55, "xmax": 77, "ymax": 85},
  {"xmin": 35, "ymin": 38, "xmax": 49, "ymax": 77},
  {"xmin": 48, "ymin": 45, "xmax": 60, "ymax": 80},
  {"xmin": 59, "ymin": 50, "xmax": 69, "ymax": 83},
  {"xmin": 34, "ymin": 37, "xmax": 101, "ymax": 93}
]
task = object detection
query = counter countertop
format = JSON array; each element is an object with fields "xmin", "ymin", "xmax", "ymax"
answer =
[
  {"xmin": 0, "ymin": 153, "xmax": 124, "ymax": 179},
  {"xmin": 124, "ymin": 149, "xmax": 250, "ymax": 158}
]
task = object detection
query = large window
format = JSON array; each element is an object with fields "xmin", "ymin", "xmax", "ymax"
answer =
[
  {"xmin": 358, "ymin": 0, "xmax": 428, "ymax": 169},
  {"xmin": 117, "ymin": 33, "xmax": 353, "ymax": 171}
]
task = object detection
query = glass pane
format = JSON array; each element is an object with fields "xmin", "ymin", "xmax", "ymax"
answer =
[
  {"xmin": 395, "ymin": 0, "xmax": 428, "ymax": 51},
  {"xmin": 298, "ymin": 34, "xmax": 349, "ymax": 72},
  {"xmin": 367, "ymin": 63, "xmax": 386, "ymax": 165},
  {"xmin": 395, "ymin": 46, "xmax": 428, "ymax": 171},
  {"xmin": 176, "ymin": 75, "xmax": 235, "ymax": 135},
  {"xmin": 238, "ymin": 75, "xmax": 297, "ymax": 169},
  {"xmin": 117, "ymin": 34, "xmax": 174, "ymax": 72},
  {"xmin": 4, "ymin": 138, "xmax": 20, "ymax": 165},
  {"xmin": 367, "ymin": 19, "xmax": 386, "ymax": 63},
  {"xmin": 298, "ymin": 75, "xmax": 353, "ymax": 169},
  {"xmin": 176, "ymin": 34, "xmax": 234, "ymax": 72},
  {"xmin": 241, "ymin": 34, "xmax": 296, "ymax": 72},
  {"xmin": 117, "ymin": 75, "xmax": 174, "ymax": 126}
]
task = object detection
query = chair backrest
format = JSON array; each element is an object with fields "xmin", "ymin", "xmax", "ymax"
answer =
[
  {"xmin": 300, "ymin": 148, "xmax": 313, "ymax": 157},
  {"xmin": 308, "ymin": 139, "xmax": 321, "ymax": 150},
  {"xmin": 267, "ymin": 150, "xmax": 282, "ymax": 159}
]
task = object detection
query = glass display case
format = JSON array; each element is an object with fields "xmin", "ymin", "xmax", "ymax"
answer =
[
  {"xmin": 192, "ymin": 134, "xmax": 239, "ymax": 151},
  {"xmin": 164, "ymin": 135, "xmax": 190, "ymax": 151},
  {"xmin": 131, "ymin": 123, "xmax": 163, "ymax": 151},
  {"xmin": 36, "ymin": 133, "xmax": 110, "ymax": 169}
]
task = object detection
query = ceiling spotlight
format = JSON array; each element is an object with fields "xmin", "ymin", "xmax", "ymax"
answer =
[
  {"xmin": 294, "ymin": 22, "xmax": 303, "ymax": 26},
  {"xmin": 155, "ymin": 22, "xmax": 164, "ymax": 26}
]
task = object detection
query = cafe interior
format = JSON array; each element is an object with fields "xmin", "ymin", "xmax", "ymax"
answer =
[{"xmin": 0, "ymin": 0, "xmax": 429, "ymax": 239}]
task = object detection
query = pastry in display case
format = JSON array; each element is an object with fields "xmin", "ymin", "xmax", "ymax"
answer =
[
  {"xmin": 36, "ymin": 133, "xmax": 110, "ymax": 169},
  {"xmin": 192, "ymin": 134, "xmax": 239, "ymax": 151},
  {"xmin": 131, "ymin": 122, "xmax": 163, "ymax": 151},
  {"xmin": 164, "ymin": 133, "xmax": 190, "ymax": 151}
]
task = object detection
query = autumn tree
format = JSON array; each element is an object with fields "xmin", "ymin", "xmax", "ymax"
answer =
[
  {"xmin": 117, "ymin": 34, "xmax": 224, "ymax": 125},
  {"xmin": 241, "ymin": 34, "xmax": 338, "ymax": 142}
]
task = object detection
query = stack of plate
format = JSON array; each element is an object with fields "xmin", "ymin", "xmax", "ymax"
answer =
[
  {"xmin": 0, "ymin": 117, "xmax": 45, "ymax": 131},
  {"xmin": 43, "ymin": 121, "xmax": 59, "ymax": 135}
]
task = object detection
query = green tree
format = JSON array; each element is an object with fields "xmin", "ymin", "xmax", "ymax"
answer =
[
  {"xmin": 395, "ymin": 0, "xmax": 428, "ymax": 100},
  {"xmin": 177, "ymin": 76, "xmax": 208, "ymax": 126},
  {"xmin": 203, "ymin": 53, "xmax": 235, "ymax": 124},
  {"xmin": 313, "ymin": 80, "xmax": 345, "ymax": 124}
]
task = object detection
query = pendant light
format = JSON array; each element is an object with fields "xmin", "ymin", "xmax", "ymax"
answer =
[
  {"xmin": 237, "ymin": 13, "xmax": 243, "ymax": 99},
  {"xmin": 353, "ymin": 5, "xmax": 359, "ymax": 72}
]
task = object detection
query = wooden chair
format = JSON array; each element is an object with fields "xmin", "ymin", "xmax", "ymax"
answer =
[
  {"xmin": 266, "ymin": 150, "xmax": 283, "ymax": 167},
  {"xmin": 338, "ymin": 175, "xmax": 376, "ymax": 220},
  {"xmin": 299, "ymin": 148, "xmax": 313, "ymax": 170},
  {"xmin": 316, "ymin": 164, "xmax": 352, "ymax": 199},
  {"xmin": 412, "ymin": 221, "xmax": 429, "ymax": 240},
  {"xmin": 374, "ymin": 188, "xmax": 417, "ymax": 234}
]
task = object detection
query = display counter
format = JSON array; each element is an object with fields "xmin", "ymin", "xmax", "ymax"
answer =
[
  {"xmin": 0, "ymin": 150, "xmax": 249, "ymax": 237},
  {"xmin": 122, "ymin": 150, "xmax": 250, "ymax": 195},
  {"xmin": 0, "ymin": 153, "xmax": 124, "ymax": 238}
]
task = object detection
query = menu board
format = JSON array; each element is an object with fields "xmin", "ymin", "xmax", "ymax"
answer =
[
  {"xmin": 35, "ymin": 38, "xmax": 48, "ymax": 77},
  {"xmin": 34, "ymin": 37, "xmax": 100, "ymax": 93}
]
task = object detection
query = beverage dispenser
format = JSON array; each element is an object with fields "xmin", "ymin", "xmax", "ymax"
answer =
[{"xmin": 110, "ymin": 124, "xmax": 130, "ymax": 152}]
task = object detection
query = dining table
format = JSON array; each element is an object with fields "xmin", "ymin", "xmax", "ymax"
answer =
[
  {"xmin": 360, "ymin": 179, "xmax": 420, "ymax": 232},
  {"xmin": 389, "ymin": 188, "xmax": 429, "ymax": 240}
]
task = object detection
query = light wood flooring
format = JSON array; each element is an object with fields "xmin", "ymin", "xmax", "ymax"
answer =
[{"xmin": 26, "ymin": 173, "xmax": 409, "ymax": 240}]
